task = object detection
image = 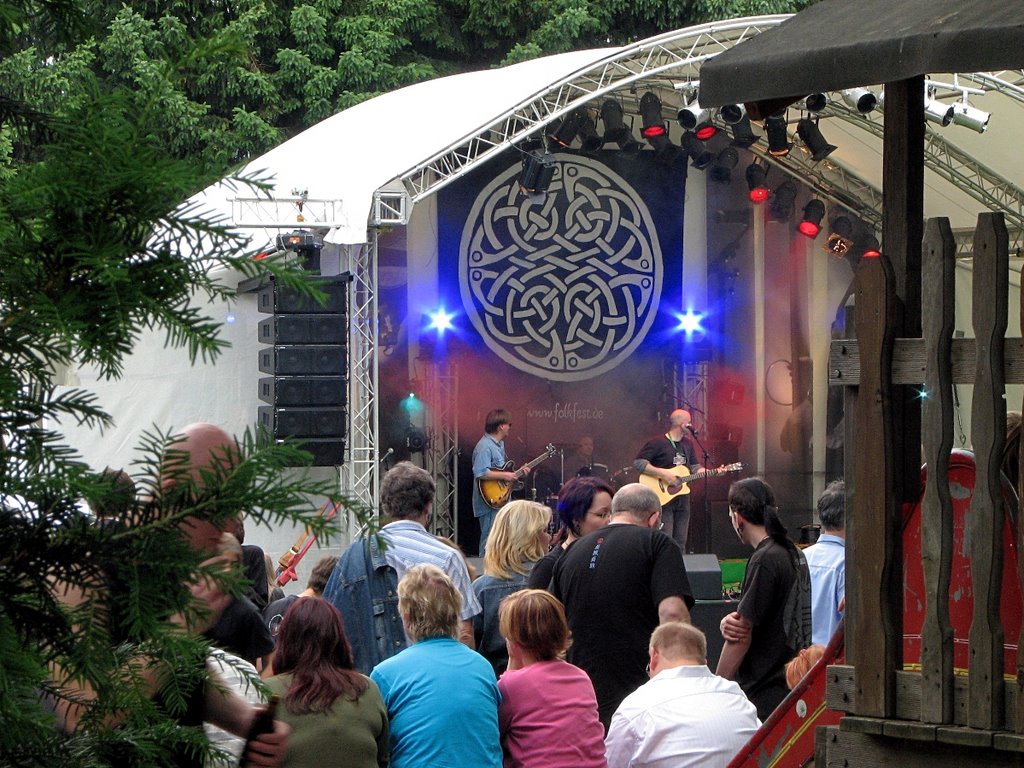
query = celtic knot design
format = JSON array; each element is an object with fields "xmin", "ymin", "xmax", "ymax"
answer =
[{"xmin": 459, "ymin": 154, "xmax": 663, "ymax": 381}]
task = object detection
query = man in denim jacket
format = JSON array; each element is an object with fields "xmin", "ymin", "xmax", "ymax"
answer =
[{"xmin": 324, "ymin": 462, "xmax": 481, "ymax": 674}]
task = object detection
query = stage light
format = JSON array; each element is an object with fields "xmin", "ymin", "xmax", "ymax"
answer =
[
  {"xmin": 804, "ymin": 93, "xmax": 827, "ymax": 112},
  {"xmin": 924, "ymin": 96, "xmax": 954, "ymax": 126},
  {"xmin": 860, "ymin": 233, "xmax": 881, "ymax": 259},
  {"xmin": 639, "ymin": 92, "xmax": 667, "ymax": 139},
  {"xmin": 577, "ymin": 110, "xmax": 604, "ymax": 152},
  {"xmin": 677, "ymin": 310, "xmax": 705, "ymax": 336},
  {"xmin": 720, "ymin": 103, "xmax": 746, "ymax": 124},
  {"xmin": 765, "ymin": 113, "xmax": 791, "ymax": 157},
  {"xmin": 842, "ymin": 87, "xmax": 878, "ymax": 114},
  {"xmin": 681, "ymin": 132, "xmax": 715, "ymax": 170},
  {"xmin": 746, "ymin": 161, "xmax": 770, "ymax": 204},
  {"xmin": 518, "ymin": 150, "xmax": 556, "ymax": 202},
  {"xmin": 678, "ymin": 95, "xmax": 717, "ymax": 139},
  {"xmin": 951, "ymin": 102, "xmax": 990, "ymax": 133},
  {"xmin": 730, "ymin": 114, "xmax": 759, "ymax": 148},
  {"xmin": 600, "ymin": 99, "xmax": 641, "ymax": 152},
  {"xmin": 826, "ymin": 216, "xmax": 855, "ymax": 256},
  {"xmin": 796, "ymin": 117, "xmax": 837, "ymax": 162},
  {"xmin": 276, "ymin": 229, "xmax": 323, "ymax": 272},
  {"xmin": 427, "ymin": 308, "xmax": 454, "ymax": 333},
  {"xmin": 797, "ymin": 199, "xmax": 826, "ymax": 238},
  {"xmin": 548, "ymin": 109, "xmax": 584, "ymax": 148},
  {"xmin": 709, "ymin": 147, "xmax": 738, "ymax": 185},
  {"xmin": 769, "ymin": 180, "xmax": 797, "ymax": 220},
  {"xmin": 401, "ymin": 391, "xmax": 424, "ymax": 417}
]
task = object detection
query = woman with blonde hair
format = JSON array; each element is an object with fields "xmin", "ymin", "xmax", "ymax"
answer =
[
  {"xmin": 472, "ymin": 500, "xmax": 552, "ymax": 675},
  {"xmin": 498, "ymin": 589, "xmax": 607, "ymax": 768}
]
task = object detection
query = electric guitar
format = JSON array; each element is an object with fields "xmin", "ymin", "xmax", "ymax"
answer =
[
  {"xmin": 477, "ymin": 444, "xmax": 557, "ymax": 510},
  {"xmin": 639, "ymin": 462, "xmax": 744, "ymax": 505}
]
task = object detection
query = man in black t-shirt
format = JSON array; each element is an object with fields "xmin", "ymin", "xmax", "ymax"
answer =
[
  {"xmin": 635, "ymin": 409, "xmax": 701, "ymax": 554},
  {"xmin": 551, "ymin": 483, "xmax": 694, "ymax": 729}
]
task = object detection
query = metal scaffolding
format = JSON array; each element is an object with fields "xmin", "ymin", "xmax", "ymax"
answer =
[{"xmin": 423, "ymin": 361, "xmax": 459, "ymax": 540}]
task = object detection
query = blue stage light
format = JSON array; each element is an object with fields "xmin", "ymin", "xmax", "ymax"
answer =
[
  {"xmin": 427, "ymin": 308, "xmax": 455, "ymax": 332},
  {"xmin": 677, "ymin": 310, "xmax": 705, "ymax": 336}
]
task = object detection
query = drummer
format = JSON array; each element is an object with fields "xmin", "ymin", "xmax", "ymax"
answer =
[{"xmin": 569, "ymin": 436, "xmax": 608, "ymax": 480}]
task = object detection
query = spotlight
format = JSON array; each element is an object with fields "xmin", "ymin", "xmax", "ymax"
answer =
[
  {"xmin": 720, "ymin": 104, "xmax": 746, "ymax": 125},
  {"xmin": 677, "ymin": 310, "xmax": 705, "ymax": 336},
  {"xmin": 796, "ymin": 117, "xmax": 837, "ymax": 162},
  {"xmin": 276, "ymin": 229, "xmax": 323, "ymax": 272},
  {"xmin": 797, "ymin": 200, "xmax": 826, "ymax": 238},
  {"xmin": 859, "ymin": 233, "xmax": 881, "ymax": 259},
  {"xmin": 678, "ymin": 96, "xmax": 717, "ymax": 139},
  {"xmin": 826, "ymin": 216, "xmax": 855, "ymax": 256},
  {"xmin": 730, "ymin": 114, "xmax": 759, "ymax": 148},
  {"xmin": 769, "ymin": 180, "xmax": 797, "ymax": 220},
  {"xmin": 924, "ymin": 96, "xmax": 954, "ymax": 126},
  {"xmin": 548, "ymin": 109, "xmax": 584, "ymax": 148},
  {"xmin": 600, "ymin": 99, "xmax": 641, "ymax": 152},
  {"xmin": 709, "ymin": 147, "xmax": 738, "ymax": 184},
  {"xmin": 951, "ymin": 102, "xmax": 990, "ymax": 133},
  {"xmin": 804, "ymin": 93, "xmax": 827, "ymax": 112},
  {"xmin": 681, "ymin": 132, "xmax": 715, "ymax": 170},
  {"xmin": 639, "ymin": 92, "xmax": 667, "ymax": 139},
  {"xmin": 427, "ymin": 307, "xmax": 455, "ymax": 332},
  {"xmin": 518, "ymin": 150, "xmax": 555, "ymax": 201},
  {"xmin": 765, "ymin": 113, "xmax": 791, "ymax": 157},
  {"xmin": 577, "ymin": 110, "xmax": 604, "ymax": 152},
  {"xmin": 842, "ymin": 87, "xmax": 877, "ymax": 114},
  {"xmin": 746, "ymin": 161, "xmax": 770, "ymax": 204}
]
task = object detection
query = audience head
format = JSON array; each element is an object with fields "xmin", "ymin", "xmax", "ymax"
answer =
[
  {"xmin": 484, "ymin": 500, "xmax": 551, "ymax": 579},
  {"xmin": 611, "ymin": 483, "xmax": 662, "ymax": 527},
  {"xmin": 274, "ymin": 597, "xmax": 366, "ymax": 713},
  {"xmin": 90, "ymin": 468, "xmax": 136, "ymax": 520},
  {"xmin": 648, "ymin": 622, "xmax": 707, "ymax": 673},
  {"xmin": 485, "ymin": 408, "xmax": 512, "ymax": 434},
  {"xmin": 398, "ymin": 564, "xmax": 461, "ymax": 642},
  {"xmin": 556, "ymin": 476, "xmax": 614, "ymax": 538},
  {"xmin": 728, "ymin": 477, "xmax": 791, "ymax": 548},
  {"xmin": 498, "ymin": 589, "xmax": 571, "ymax": 662},
  {"xmin": 307, "ymin": 555, "xmax": 339, "ymax": 595},
  {"xmin": 785, "ymin": 644, "xmax": 826, "ymax": 689},
  {"xmin": 380, "ymin": 462, "xmax": 435, "ymax": 521},
  {"xmin": 816, "ymin": 480, "xmax": 846, "ymax": 533}
]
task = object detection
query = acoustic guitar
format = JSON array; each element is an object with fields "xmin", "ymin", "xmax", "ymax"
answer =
[
  {"xmin": 477, "ymin": 444, "xmax": 557, "ymax": 510},
  {"xmin": 639, "ymin": 462, "xmax": 744, "ymax": 506}
]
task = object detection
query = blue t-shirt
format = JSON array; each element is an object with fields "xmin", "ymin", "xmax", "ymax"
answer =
[
  {"xmin": 371, "ymin": 637, "xmax": 503, "ymax": 768},
  {"xmin": 472, "ymin": 434, "xmax": 507, "ymax": 518}
]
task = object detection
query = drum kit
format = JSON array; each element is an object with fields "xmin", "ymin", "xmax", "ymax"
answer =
[{"xmin": 525, "ymin": 441, "xmax": 638, "ymax": 507}]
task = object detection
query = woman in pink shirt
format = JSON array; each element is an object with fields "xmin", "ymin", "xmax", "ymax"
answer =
[{"xmin": 497, "ymin": 590, "xmax": 608, "ymax": 768}]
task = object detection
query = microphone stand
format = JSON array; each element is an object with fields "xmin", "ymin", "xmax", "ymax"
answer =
[{"xmin": 688, "ymin": 429, "xmax": 713, "ymax": 555}]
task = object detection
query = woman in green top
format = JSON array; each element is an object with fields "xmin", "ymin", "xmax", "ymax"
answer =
[{"xmin": 266, "ymin": 597, "xmax": 389, "ymax": 767}]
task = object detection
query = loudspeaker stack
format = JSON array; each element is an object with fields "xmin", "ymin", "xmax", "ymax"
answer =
[{"xmin": 256, "ymin": 275, "xmax": 349, "ymax": 466}]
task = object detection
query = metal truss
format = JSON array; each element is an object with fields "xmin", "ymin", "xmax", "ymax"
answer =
[
  {"xmin": 396, "ymin": 16, "xmax": 792, "ymax": 204},
  {"xmin": 676, "ymin": 362, "xmax": 709, "ymax": 433},
  {"xmin": 232, "ymin": 197, "xmax": 346, "ymax": 228},
  {"xmin": 340, "ymin": 236, "xmax": 380, "ymax": 521},
  {"xmin": 424, "ymin": 361, "xmax": 459, "ymax": 540}
]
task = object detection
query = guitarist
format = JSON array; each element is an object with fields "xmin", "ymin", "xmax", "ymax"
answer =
[
  {"xmin": 472, "ymin": 408, "xmax": 529, "ymax": 556},
  {"xmin": 634, "ymin": 409, "xmax": 701, "ymax": 554}
]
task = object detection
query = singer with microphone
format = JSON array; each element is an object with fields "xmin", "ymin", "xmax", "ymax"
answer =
[{"xmin": 633, "ymin": 409, "xmax": 701, "ymax": 554}]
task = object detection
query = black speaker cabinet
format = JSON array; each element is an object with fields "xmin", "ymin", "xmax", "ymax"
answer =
[
  {"xmin": 690, "ymin": 599, "xmax": 738, "ymax": 669},
  {"xmin": 258, "ymin": 346, "xmax": 345, "ymax": 377},
  {"xmin": 683, "ymin": 554, "xmax": 724, "ymax": 601},
  {"xmin": 258, "ymin": 314, "xmax": 346, "ymax": 345},
  {"xmin": 259, "ymin": 376, "xmax": 345, "ymax": 407},
  {"xmin": 257, "ymin": 278, "xmax": 348, "ymax": 315}
]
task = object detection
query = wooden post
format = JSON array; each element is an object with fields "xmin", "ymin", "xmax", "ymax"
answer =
[
  {"xmin": 919, "ymin": 217, "xmax": 955, "ymax": 724},
  {"xmin": 968, "ymin": 211, "xmax": 1009, "ymax": 730},
  {"xmin": 850, "ymin": 254, "xmax": 901, "ymax": 717},
  {"xmin": 1018, "ymin": 259, "xmax": 1024, "ymax": 735}
]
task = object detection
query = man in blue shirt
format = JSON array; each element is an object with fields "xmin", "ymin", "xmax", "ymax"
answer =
[
  {"xmin": 471, "ymin": 408, "xmax": 526, "ymax": 555},
  {"xmin": 802, "ymin": 480, "xmax": 846, "ymax": 645}
]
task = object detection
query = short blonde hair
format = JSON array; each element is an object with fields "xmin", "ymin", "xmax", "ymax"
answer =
[
  {"xmin": 398, "ymin": 564, "xmax": 461, "ymax": 642},
  {"xmin": 650, "ymin": 621, "xmax": 706, "ymax": 663},
  {"xmin": 483, "ymin": 500, "xmax": 550, "ymax": 579},
  {"xmin": 498, "ymin": 589, "xmax": 571, "ymax": 661}
]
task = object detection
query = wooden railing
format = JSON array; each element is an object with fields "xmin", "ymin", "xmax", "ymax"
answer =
[{"xmin": 824, "ymin": 212, "xmax": 1024, "ymax": 764}]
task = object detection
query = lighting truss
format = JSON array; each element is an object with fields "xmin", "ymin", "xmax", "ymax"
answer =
[{"xmin": 424, "ymin": 360, "xmax": 459, "ymax": 541}]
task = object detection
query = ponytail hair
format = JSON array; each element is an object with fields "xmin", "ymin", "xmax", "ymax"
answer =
[{"xmin": 728, "ymin": 477, "xmax": 796, "ymax": 554}]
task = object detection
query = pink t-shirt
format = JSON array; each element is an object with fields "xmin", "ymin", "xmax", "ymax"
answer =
[{"xmin": 498, "ymin": 659, "xmax": 608, "ymax": 768}]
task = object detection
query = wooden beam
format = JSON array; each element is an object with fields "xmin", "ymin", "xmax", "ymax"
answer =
[{"xmin": 828, "ymin": 337, "xmax": 1024, "ymax": 386}]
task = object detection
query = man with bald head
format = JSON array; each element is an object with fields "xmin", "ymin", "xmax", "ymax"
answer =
[
  {"xmin": 634, "ymin": 408, "xmax": 701, "ymax": 554},
  {"xmin": 551, "ymin": 483, "xmax": 694, "ymax": 729}
]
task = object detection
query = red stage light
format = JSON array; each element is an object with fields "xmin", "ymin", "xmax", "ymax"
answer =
[
  {"xmin": 695, "ymin": 124, "xmax": 718, "ymax": 140},
  {"xmin": 748, "ymin": 187, "xmax": 770, "ymax": 204},
  {"xmin": 863, "ymin": 247, "xmax": 881, "ymax": 258},
  {"xmin": 641, "ymin": 124, "xmax": 666, "ymax": 138},
  {"xmin": 797, "ymin": 220, "xmax": 822, "ymax": 238}
]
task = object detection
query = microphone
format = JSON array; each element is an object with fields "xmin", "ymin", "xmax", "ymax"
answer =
[
  {"xmin": 685, "ymin": 424, "xmax": 698, "ymax": 436},
  {"xmin": 379, "ymin": 447, "xmax": 395, "ymax": 465}
]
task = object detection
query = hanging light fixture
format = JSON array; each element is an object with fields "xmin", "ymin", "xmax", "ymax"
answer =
[
  {"xmin": 842, "ymin": 87, "xmax": 878, "ymax": 114},
  {"xmin": 678, "ymin": 94, "xmax": 717, "ymax": 140},
  {"xmin": 765, "ymin": 113, "xmax": 791, "ymax": 157},
  {"xmin": 547, "ymin": 109, "xmax": 584, "ymax": 148},
  {"xmin": 796, "ymin": 117, "xmax": 838, "ymax": 162},
  {"xmin": 600, "ymin": 99, "xmax": 641, "ymax": 152},
  {"xmin": 951, "ymin": 101, "xmax": 990, "ymax": 133},
  {"xmin": 709, "ymin": 147, "xmax": 738, "ymax": 184},
  {"xmin": 720, "ymin": 103, "xmax": 746, "ymax": 124},
  {"xmin": 577, "ymin": 110, "xmax": 604, "ymax": 152},
  {"xmin": 826, "ymin": 216, "xmax": 855, "ymax": 256},
  {"xmin": 681, "ymin": 132, "xmax": 715, "ymax": 169},
  {"xmin": 769, "ymin": 180, "xmax": 797, "ymax": 220},
  {"xmin": 518, "ymin": 150, "xmax": 556, "ymax": 202},
  {"xmin": 804, "ymin": 93, "xmax": 827, "ymax": 113},
  {"xmin": 797, "ymin": 200, "xmax": 826, "ymax": 238},
  {"xmin": 640, "ymin": 92, "xmax": 681, "ymax": 164},
  {"xmin": 746, "ymin": 161, "xmax": 770, "ymax": 204},
  {"xmin": 924, "ymin": 95, "xmax": 954, "ymax": 126},
  {"xmin": 730, "ymin": 114, "xmax": 759, "ymax": 148}
]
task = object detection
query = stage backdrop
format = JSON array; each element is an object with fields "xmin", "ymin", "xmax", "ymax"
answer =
[{"xmin": 432, "ymin": 149, "xmax": 689, "ymax": 533}]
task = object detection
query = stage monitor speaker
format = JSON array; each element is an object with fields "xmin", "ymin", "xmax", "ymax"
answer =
[
  {"xmin": 683, "ymin": 553, "xmax": 723, "ymax": 600},
  {"xmin": 259, "ymin": 376, "xmax": 346, "ymax": 407},
  {"xmin": 257, "ymin": 276, "xmax": 349, "ymax": 315},
  {"xmin": 258, "ymin": 314, "xmax": 346, "ymax": 345},
  {"xmin": 259, "ymin": 406, "xmax": 346, "ymax": 438},
  {"xmin": 702, "ymin": 500, "xmax": 750, "ymax": 560},
  {"xmin": 258, "ymin": 346, "xmax": 345, "ymax": 376},
  {"xmin": 690, "ymin": 599, "xmax": 738, "ymax": 669}
]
